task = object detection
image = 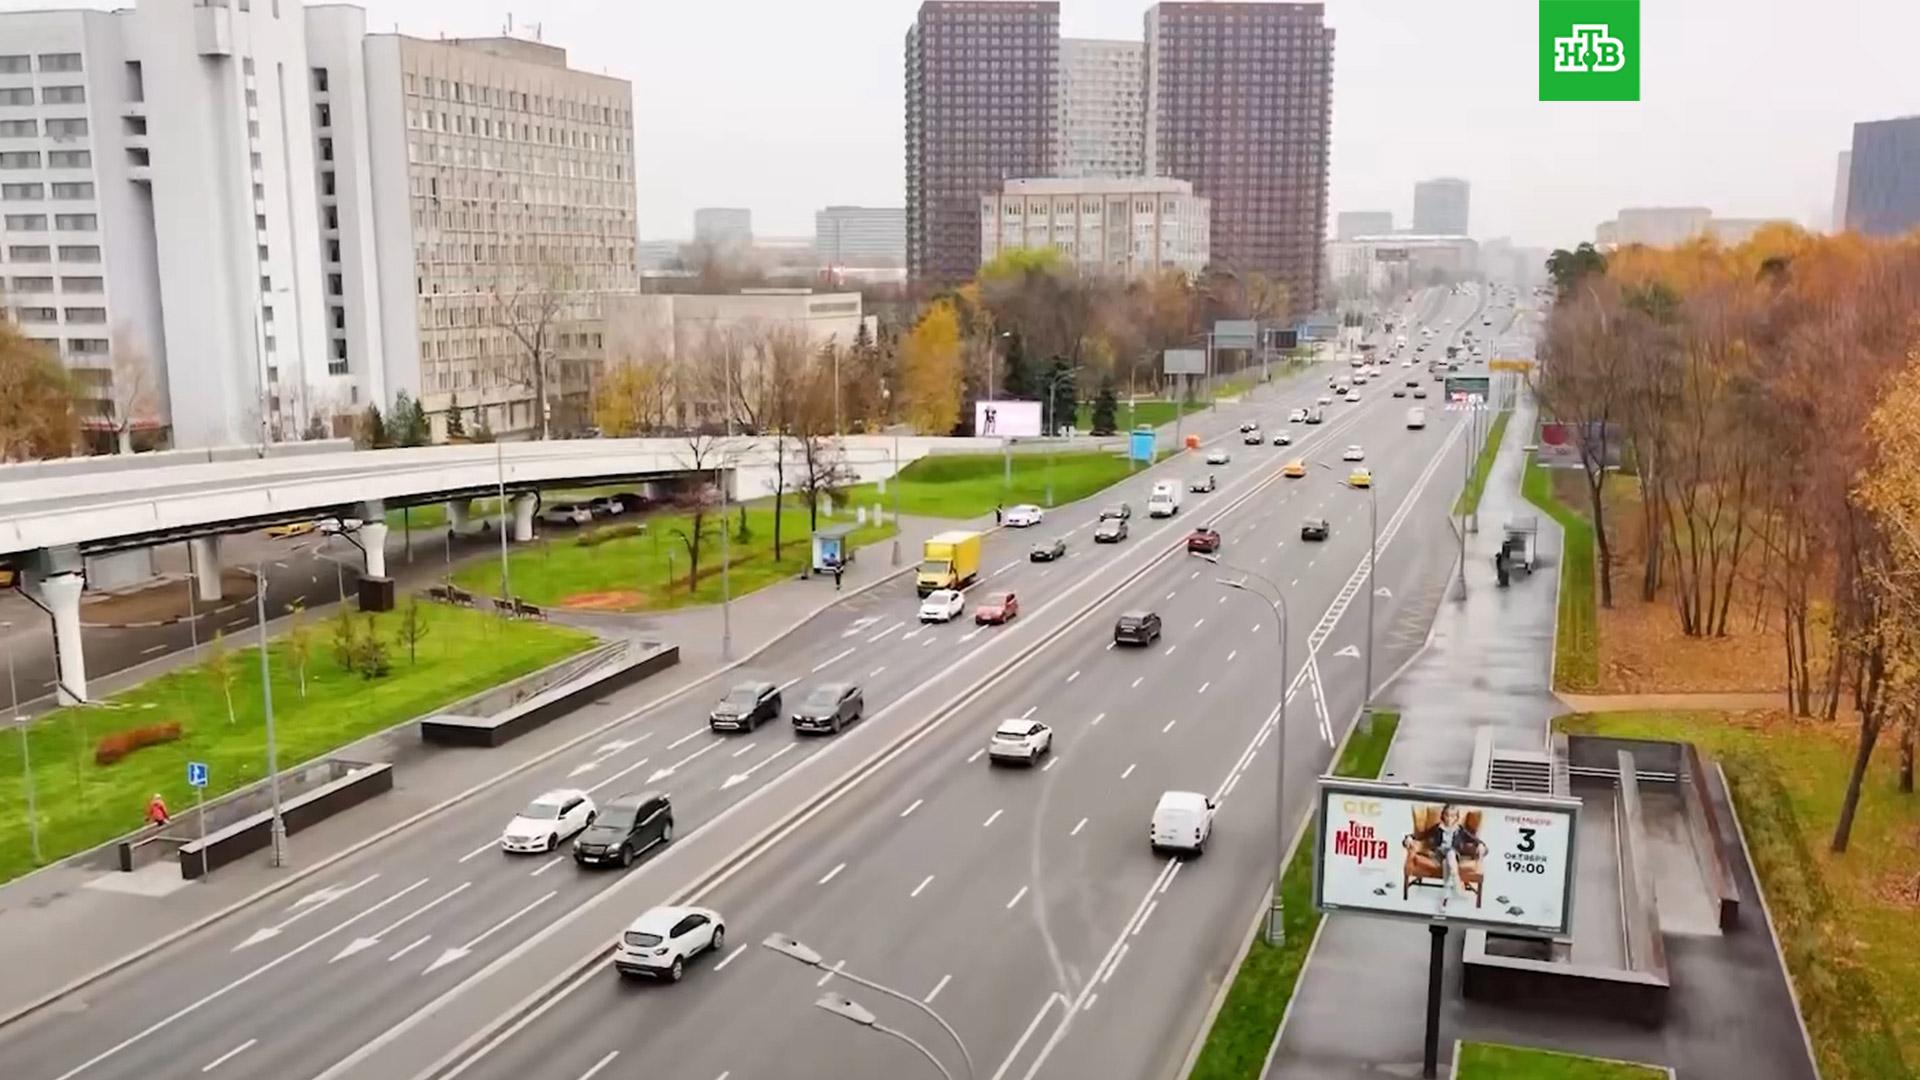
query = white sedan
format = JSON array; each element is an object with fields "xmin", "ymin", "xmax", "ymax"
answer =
[
  {"xmin": 319, "ymin": 517, "xmax": 363, "ymax": 536},
  {"xmin": 500, "ymin": 788, "xmax": 597, "ymax": 853},
  {"xmin": 1316, "ymin": 394, "xmax": 1334, "ymax": 406},
  {"xmin": 1004, "ymin": 504, "xmax": 1044, "ymax": 528},
  {"xmin": 1288, "ymin": 408, "xmax": 1308, "ymax": 423},
  {"xmin": 1204, "ymin": 448, "xmax": 1231, "ymax": 465},
  {"xmin": 1343, "ymin": 445, "xmax": 1366, "ymax": 462},
  {"xmin": 919, "ymin": 589, "xmax": 966, "ymax": 623},
  {"xmin": 987, "ymin": 718, "xmax": 1053, "ymax": 766},
  {"xmin": 611, "ymin": 905, "xmax": 726, "ymax": 982}
]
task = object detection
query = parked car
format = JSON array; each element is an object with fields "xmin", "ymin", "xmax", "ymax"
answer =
[
  {"xmin": 540, "ymin": 502, "xmax": 593, "ymax": 526},
  {"xmin": 987, "ymin": 718, "xmax": 1053, "ymax": 766},
  {"xmin": 1029, "ymin": 537, "xmax": 1067, "ymax": 562},
  {"xmin": 1113, "ymin": 610, "xmax": 1163, "ymax": 646},
  {"xmin": 791, "ymin": 682, "xmax": 864, "ymax": 735},
  {"xmin": 1099, "ymin": 502, "xmax": 1132, "ymax": 521},
  {"xmin": 1004, "ymin": 504, "xmax": 1044, "ymax": 528},
  {"xmin": 319, "ymin": 517, "xmax": 363, "ymax": 536},
  {"xmin": 1186, "ymin": 527, "xmax": 1222, "ymax": 554},
  {"xmin": 266, "ymin": 521, "xmax": 319, "ymax": 539},
  {"xmin": 611, "ymin": 905, "xmax": 724, "ymax": 981},
  {"xmin": 1188, "ymin": 474, "xmax": 1217, "ymax": 493},
  {"xmin": 587, "ymin": 495, "xmax": 626, "ymax": 516},
  {"xmin": 709, "ymin": 680, "xmax": 781, "ymax": 732},
  {"xmin": 573, "ymin": 791, "xmax": 673, "ymax": 868},
  {"xmin": 500, "ymin": 788, "xmax": 597, "ymax": 853},
  {"xmin": 919, "ymin": 589, "xmax": 966, "ymax": 623},
  {"xmin": 1094, "ymin": 517, "xmax": 1129, "ymax": 543},
  {"xmin": 1300, "ymin": 518, "xmax": 1331, "ymax": 542},
  {"xmin": 974, "ymin": 591, "xmax": 1019, "ymax": 625}
]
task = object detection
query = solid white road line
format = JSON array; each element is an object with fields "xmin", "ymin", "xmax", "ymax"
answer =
[
  {"xmin": 991, "ymin": 994, "xmax": 1070, "ymax": 1080},
  {"xmin": 818, "ymin": 862, "xmax": 846, "ymax": 886},
  {"xmin": 926, "ymin": 973, "xmax": 952, "ymax": 1004},
  {"xmin": 201, "ymin": 1038, "xmax": 257, "ymax": 1073},
  {"xmin": 1121, "ymin": 763, "xmax": 1137, "ymax": 779},
  {"xmin": 912, "ymin": 874, "xmax": 935, "ymax": 898},
  {"xmin": 714, "ymin": 944, "xmax": 748, "ymax": 972},
  {"xmin": 141, "ymin": 644, "xmax": 169, "ymax": 656},
  {"xmin": 1071, "ymin": 817, "xmax": 1088, "ymax": 836},
  {"xmin": 1162, "ymin": 860, "xmax": 1184, "ymax": 894},
  {"xmin": 983, "ymin": 808, "xmax": 1003, "ymax": 828},
  {"xmin": 1102, "ymin": 944, "xmax": 1129, "ymax": 984},
  {"xmin": 1133, "ymin": 899, "xmax": 1159, "ymax": 936},
  {"xmin": 575, "ymin": 1052, "xmax": 620, "ymax": 1080},
  {"xmin": 387, "ymin": 934, "xmax": 432, "ymax": 963},
  {"xmin": 900, "ymin": 798, "xmax": 924, "ymax": 818},
  {"xmin": 812, "ymin": 646, "xmax": 856, "ymax": 673},
  {"xmin": 1005, "ymin": 885, "xmax": 1029, "ymax": 909},
  {"xmin": 1223, "ymin": 773, "xmax": 1243, "ymax": 799}
]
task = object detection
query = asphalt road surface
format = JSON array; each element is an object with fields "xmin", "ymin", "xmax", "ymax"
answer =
[{"xmin": 0, "ymin": 285, "xmax": 1522, "ymax": 1080}]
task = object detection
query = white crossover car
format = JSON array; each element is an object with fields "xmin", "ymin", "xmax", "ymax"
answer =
[
  {"xmin": 500, "ymin": 788, "xmax": 598, "ymax": 853},
  {"xmin": 988, "ymin": 718, "xmax": 1054, "ymax": 766},
  {"xmin": 1343, "ymin": 445, "xmax": 1366, "ymax": 462},
  {"xmin": 611, "ymin": 905, "xmax": 726, "ymax": 982},
  {"xmin": 1004, "ymin": 504, "xmax": 1044, "ymax": 528},
  {"xmin": 919, "ymin": 589, "xmax": 966, "ymax": 623},
  {"xmin": 1204, "ymin": 448, "xmax": 1231, "ymax": 465}
]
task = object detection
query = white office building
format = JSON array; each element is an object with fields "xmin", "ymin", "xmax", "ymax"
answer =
[
  {"xmin": 814, "ymin": 205, "xmax": 905, "ymax": 268},
  {"xmin": 1055, "ymin": 39, "xmax": 1143, "ymax": 179},
  {"xmin": 980, "ymin": 176, "xmax": 1208, "ymax": 279}
]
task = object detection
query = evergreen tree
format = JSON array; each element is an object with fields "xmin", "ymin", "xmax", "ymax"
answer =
[
  {"xmin": 1000, "ymin": 331, "xmax": 1036, "ymax": 400},
  {"xmin": 1091, "ymin": 374, "xmax": 1119, "ymax": 435},
  {"xmin": 444, "ymin": 392, "xmax": 467, "ymax": 439},
  {"xmin": 1043, "ymin": 359, "xmax": 1079, "ymax": 436},
  {"xmin": 387, "ymin": 391, "xmax": 429, "ymax": 447},
  {"xmin": 359, "ymin": 403, "xmax": 387, "ymax": 449},
  {"xmin": 405, "ymin": 393, "xmax": 430, "ymax": 446}
]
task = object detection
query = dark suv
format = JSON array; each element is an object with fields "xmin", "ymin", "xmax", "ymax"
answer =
[
  {"xmin": 1301, "ymin": 518, "xmax": 1331, "ymax": 542},
  {"xmin": 573, "ymin": 791, "xmax": 672, "ymax": 868},
  {"xmin": 710, "ymin": 680, "xmax": 781, "ymax": 732},
  {"xmin": 792, "ymin": 682, "xmax": 864, "ymax": 735},
  {"xmin": 1114, "ymin": 610, "xmax": 1163, "ymax": 646}
]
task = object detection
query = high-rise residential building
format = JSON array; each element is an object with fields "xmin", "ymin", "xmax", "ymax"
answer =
[
  {"xmin": 694, "ymin": 207, "xmax": 753, "ymax": 251},
  {"xmin": 1412, "ymin": 177, "xmax": 1469, "ymax": 235},
  {"xmin": 815, "ymin": 206, "xmax": 906, "ymax": 267},
  {"xmin": 1056, "ymin": 39, "xmax": 1143, "ymax": 178},
  {"xmin": 1144, "ymin": 2, "xmax": 1334, "ymax": 307},
  {"xmin": 1845, "ymin": 116, "xmax": 1920, "ymax": 237},
  {"xmin": 980, "ymin": 177, "xmax": 1209, "ymax": 278},
  {"xmin": 905, "ymin": 1, "xmax": 1059, "ymax": 286},
  {"xmin": 1831, "ymin": 150, "xmax": 1851, "ymax": 233},
  {"xmin": 0, "ymin": 0, "xmax": 637, "ymax": 449},
  {"xmin": 1336, "ymin": 210, "xmax": 1392, "ymax": 240}
]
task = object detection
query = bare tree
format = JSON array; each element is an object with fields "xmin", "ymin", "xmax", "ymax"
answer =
[
  {"xmin": 671, "ymin": 434, "xmax": 723, "ymax": 594},
  {"xmin": 102, "ymin": 328, "xmax": 160, "ymax": 453},
  {"xmin": 491, "ymin": 264, "xmax": 575, "ymax": 440}
]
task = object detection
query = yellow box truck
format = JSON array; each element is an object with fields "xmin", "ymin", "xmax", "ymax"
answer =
[{"xmin": 917, "ymin": 530, "xmax": 983, "ymax": 597}]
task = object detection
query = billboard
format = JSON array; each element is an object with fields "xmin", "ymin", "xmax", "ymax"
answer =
[
  {"xmin": 1213, "ymin": 319, "xmax": 1259, "ymax": 350},
  {"xmin": 1313, "ymin": 779, "xmax": 1579, "ymax": 938},
  {"xmin": 1536, "ymin": 421, "xmax": 1625, "ymax": 469},
  {"xmin": 1444, "ymin": 375, "xmax": 1491, "ymax": 400},
  {"xmin": 975, "ymin": 400, "xmax": 1041, "ymax": 438},
  {"xmin": 1163, "ymin": 348, "xmax": 1207, "ymax": 376}
]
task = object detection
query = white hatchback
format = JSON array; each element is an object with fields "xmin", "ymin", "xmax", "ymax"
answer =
[
  {"xmin": 611, "ymin": 905, "xmax": 726, "ymax": 982},
  {"xmin": 1343, "ymin": 445, "xmax": 1366, "ymax": 461},
  {"xmin": 500, "ymin": 789, "xmax": 597, "ymax": 853},
  {"xmin": 919, "ymin": 589, "xmax": 966, "ymax": 623},
  {"xmin": 1005, "ymin": 504, "xmax": 1044, "ymax": 528}
]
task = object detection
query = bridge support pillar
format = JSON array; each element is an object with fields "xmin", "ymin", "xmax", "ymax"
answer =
[
  {"xmin": 187, "ymin": 536, "xmax": 222, "ymax": 603},
  {"xmin": 511, "ymin": 494, "xmax": 537, "ymax": 543},
  {"xmin": 446, "ymin": 500, "xmax": 470, "ymax": 533},
  {"xmin": 24, "ymin": 569, "xmax": 88, "ymax": 704},
  {"xmin": 359, "ymin": 522, "xmax": 390, "ymax": 579}
]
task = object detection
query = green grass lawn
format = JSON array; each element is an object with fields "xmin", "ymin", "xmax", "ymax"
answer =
[
  {"xmin": 1456, "ymin": 1042, "xmax": 1667, "ymax": 1079},
  {"xmin": 1556, "ymin": 710, "xmax": 1913, "ymax": 1080},
  {"xmin": 451, "ymin": 500, "xmax": 894, "ymax": 612},
  {"xmin": 1524, "ymin": 452, "xmax": 1599, "ymax": 691},
  {"xmin": 839, "ymin": 449, "xmax": 1147, "ymax": 521},
  {"xmin": 1187, "ymin": 710, "xmax": 1400, "ymax": 1080},
  {"xmin": 1072, "ymin": 399, "xmax": 1203, "ymax": 433},
  {"xmin": 1453, "ymin": 410, "xmax": 1512, "ymax": 517},
  {"xmin": 0, "ymin": 604, "xmax": 593, "ymax": 884}
]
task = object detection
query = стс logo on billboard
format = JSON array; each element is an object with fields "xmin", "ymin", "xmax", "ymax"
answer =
[{"xmin": 1539, "ymin": 1, "xmax": 1640, "ymax": 102}]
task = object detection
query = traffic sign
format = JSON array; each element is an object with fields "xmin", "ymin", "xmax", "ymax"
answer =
[
  {"xmin": 187, "ymin": 761, "xmax": 209, "ymax": 788},
  {"xmin": 1488, "ymin": 358, "xmax": 1534, "ymax": 372}
]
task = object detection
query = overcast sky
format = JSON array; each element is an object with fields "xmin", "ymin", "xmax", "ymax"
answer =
[{"xmin": 55, "ymin": 0, "xmax": 1920, "ymax": 246}]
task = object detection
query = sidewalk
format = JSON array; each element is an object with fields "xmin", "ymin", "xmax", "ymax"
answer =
[
  {"xmin": 1263, "ymin": 399, "xmax": 1816, "ymax": 1079},
  {"xmin": 0, "ymin": 513, "xmax": 948, "ymax": 1025},
  {"xmin": 1557, "ymin": 691, "xmax": 1782, "ymax": 713}
]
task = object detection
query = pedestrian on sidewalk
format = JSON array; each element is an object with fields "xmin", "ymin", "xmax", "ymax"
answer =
[
  {"xmin": 994, "ymin": 503, "xmax": 1003, "ymax": 526},
  {"xmin": 831, "ymin": 558, "xmax": 843, "ymax": 592},
  {"xmin": 145, "ymin": 792, "xmax": 170, "ymax": 828}
]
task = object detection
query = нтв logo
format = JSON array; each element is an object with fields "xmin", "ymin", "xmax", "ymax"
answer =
[{"xmin": 1540, "ymin": 1, "xmax": 1640, "ymax": 102}]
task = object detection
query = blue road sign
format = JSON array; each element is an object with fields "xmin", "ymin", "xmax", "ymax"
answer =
[
  {"xmin": 1129, "ymin": 429, "xmax": 1155, "ymax": 463},
  {"xmin": 187, "ymin": 761, "xmax": 209, "ymax": 788}
]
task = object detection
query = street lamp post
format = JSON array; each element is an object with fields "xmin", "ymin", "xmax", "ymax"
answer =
[
  {"xmin": 1041, "ymin": 366, "xmax": 1080, "ymax": 508},
  {"xmin": 814, "ymin": 993, "xmax": 953, "ymax": 1080},
  {"xmin": 765, "ymin": 933, "xmax": 975, "ymax": 1080},
  {"xmin": 4, "ymin": 622, "xmax": 38, "ymax": 865},
  {"xmin": 891, "ymin": 428, "xmax": 903, "ymax": 567},
  {"xmin": 495, "ymin": 441, "xmax": 512, "ymax": 605},
  {"xmin": 253, "ymin": 561, "xmax": 287, "ymax": 867},
  {"xmin": 1201, "ymin": 557, "xmax": 1289, "ymax": 946}
]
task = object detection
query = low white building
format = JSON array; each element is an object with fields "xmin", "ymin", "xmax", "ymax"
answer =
[
  {"xmin": 1328, "ymin": 234, "xmax": 1479, "ymax": 294},
  {"xmin": 980, "ymin": 176, "xmax": 1209, "ymax": 279}
]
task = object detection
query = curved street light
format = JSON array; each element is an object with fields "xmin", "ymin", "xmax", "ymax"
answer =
[
  {"xmin": 814, "ymin": 992, "xmax": 954, "ymax": 1080},
  {"xmin": 765, "ymin": 932, "xmax": 976, "ymax": 1080}
]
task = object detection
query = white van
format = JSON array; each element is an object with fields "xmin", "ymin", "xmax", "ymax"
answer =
[
  {"xmin": 1406, "ymin": 406, "xmax": 1427, "ymax": 430},
  {"xmin": 1150, "ymin": 790, "xmax": 1216, "ymax": 855},
  {"xmin": 1147, "ymin": 480, "xmax": 1182, "ymax": 518}
]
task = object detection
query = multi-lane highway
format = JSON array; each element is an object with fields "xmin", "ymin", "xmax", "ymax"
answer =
[{"xmin": 0, "ymin": 284, "xmax": 1524, "ymax": 1080}]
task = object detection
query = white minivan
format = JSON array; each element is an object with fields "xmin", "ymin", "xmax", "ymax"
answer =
[
  {"xmin": 1150, "ymin": 790, "xmax": 1216, "ymax": 855},
  {"xmin": 1406, "ymin": 406, "xmax": 1427, "ymax": 430}
]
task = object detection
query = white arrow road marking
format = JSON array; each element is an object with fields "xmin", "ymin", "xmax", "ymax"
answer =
[
  {"xmin": 1375, "ymin": 586, "xmax": 1393, "ymax": 597},
  {"xmin": 569, "ymin": 735, "xmax": 647, "ymax": 777},
  {"xmin": 1334, "ymin": 644, "xmax": 1361, "ymax": 658},
  {"xmin": 720, "ymin": 743, "xmax": 797, "ymax": 790},
  {"xmin": 840, "ymin": 616, "xmax": 880, "ymax": 639},
  {"xmin": 424, "ymin": 890, "xmax": 556, "ymax": 975},
  {"xmin": 235, "ymin": 874, "xmax": 379, "ymax": 950},
  {"xmin": 582, "ymin": 755, "xmax": 652, "ymax": 796},
  {"xmin": 331, "ymin": 881, "xmax": 473, "ymax": 962},
  {"xmin": 648, "ymin": 738, "xmax": 723, "ymax": 784}
]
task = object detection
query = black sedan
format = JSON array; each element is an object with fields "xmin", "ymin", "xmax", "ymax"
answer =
[
  {"xmin": 1030, "ymin": 537, "xmax": 1068, "ymax": 562},
  {"xmin": 1100, "ymin": 503, "xmax": 1133, "ymax": 521},
  {"xmin": 1301, "ymin": 518, "xmax": 1330, "ymax": 542},
  {"xmin": 791, "ymin": 682, "xmax": 864, "ymax": 735}
]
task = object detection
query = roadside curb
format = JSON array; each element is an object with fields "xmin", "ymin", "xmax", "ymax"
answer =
[{"xmin": 0, "ymin": 554, "xmax": 921, "ymax": 1033}]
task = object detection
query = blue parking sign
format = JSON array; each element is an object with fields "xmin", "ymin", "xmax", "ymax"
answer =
[{"xmin": 187, "ymin": 761, "xmax": 209, "ymax": 788}]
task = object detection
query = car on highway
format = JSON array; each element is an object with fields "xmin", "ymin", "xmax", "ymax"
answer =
[
  {"xmin": 791, "ymin": 681, "xmax": 864, "ymax": 735},
  {"xmin": 1239, "ymin": 421, "xmax": 1258, "ymax": 433},
  {"xmin": 1349, "ymin": 467, "xmax": 1373, "ymax": 488},
  {"xmin": 539, "ymin": 502, "xmax": 593, "ymax": 527},
  {"xmin": 1344, "ymin": 390, "xmax": 1362, "ymax": 402},
  {"xmin": 1094, "ymin": 516, "xmax": 1129, "ymax": 543},
  {"xmin": 709, "ymin": 680, "xmax": 782, "ymax": 732},
  {"xmin": 1413, "ymin": 387, "xmax": 1429, "ymax": 399},
  {"xmin": 1114, "ymin": 610, "xmax": 1163, "ymax": 646},
  {"xmin": 1300, "ymin": 517, "xmax": 1330, "ymax": 542},
  {"xmin": 1150, "ymin": 790, "xmax": 1216, "ymax": 855},
  {"xmin": 1271, "ymin": 430, "xmax": 1292, "ymax": 446},
  {"xmin": 1204, "ymin": 448, "xmax": 1231, "ymax": 465},
  {"xmin": 1317, "ymin": 394, "xmax": 1334, "ymax": 406},
  {"xmin": 1100, "ymin": 502, "xmax": 1133, "ymax": 521},
  {"xmin": 266, "ymin": 521, "xmax": 319, "ymax": 539},
  {"xmin": 1029, "ymin": 537, "xmax": 1067, "ymax": 562},
  {"xmin": 1243, "ymin": 428, "xmax": 1263, "ymax": 445},
  {"xmin": 1352, "ymin": 372, "xmax": 1368, "ymax": 385},
  {"xmin": 574, "ymin": 791, "xmax": 673, "ymax": 868},
  {"xmin": 1004, "ymin": 504, "xmax": 1044, "ymax": 528},
  {"xmin": 1186, "ymin": 526, "xmax": 1222, "ymax": 554},
  {"xmin": 1343, "ymin": 444, "xmax": 1366, "ymax": 461},
  {"xmin": 974, "ymin": 591, "xmax": 1020, "ymax": 625},
  {"xmin": 500, "ymin": 789, "xmax": 598, "ymax": 853},
  {"xmin": 988, "ymin": 718, "xmax": 1053, "ymax": 766},
  {"xmin": 1288, "ymin": 408, "xmax": 1308, "ymax": 423},
  {"xmin": 1305, "ymin": 408, "xmax": 1325, "ymax": 425},
  {"xmin": 1188, "ymin": 474, "xmax": 1217, "ymax": 493},
  {"xmin": 919, "ymin": 589, "xmax": 966, "ymax": 623},
  {"xmin": 611, "ymin": 904, "xmax": 724, "ymax": 982},
  {"xmin": 1283, "ymin": 459, "xmax": 1307, "ymax": 478},
  {"xmin": 318, "ymin": 517, "xmax": 363, "ymax": 535}
]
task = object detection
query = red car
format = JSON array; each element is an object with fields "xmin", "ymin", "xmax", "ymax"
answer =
[
  {"xmin": 1186, "ymin": 528, "xmax": 1222, "ymax": 554},
  {"xmin": 975, "ymin": 591, "xmax": 1019, "ymax": 625}
]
